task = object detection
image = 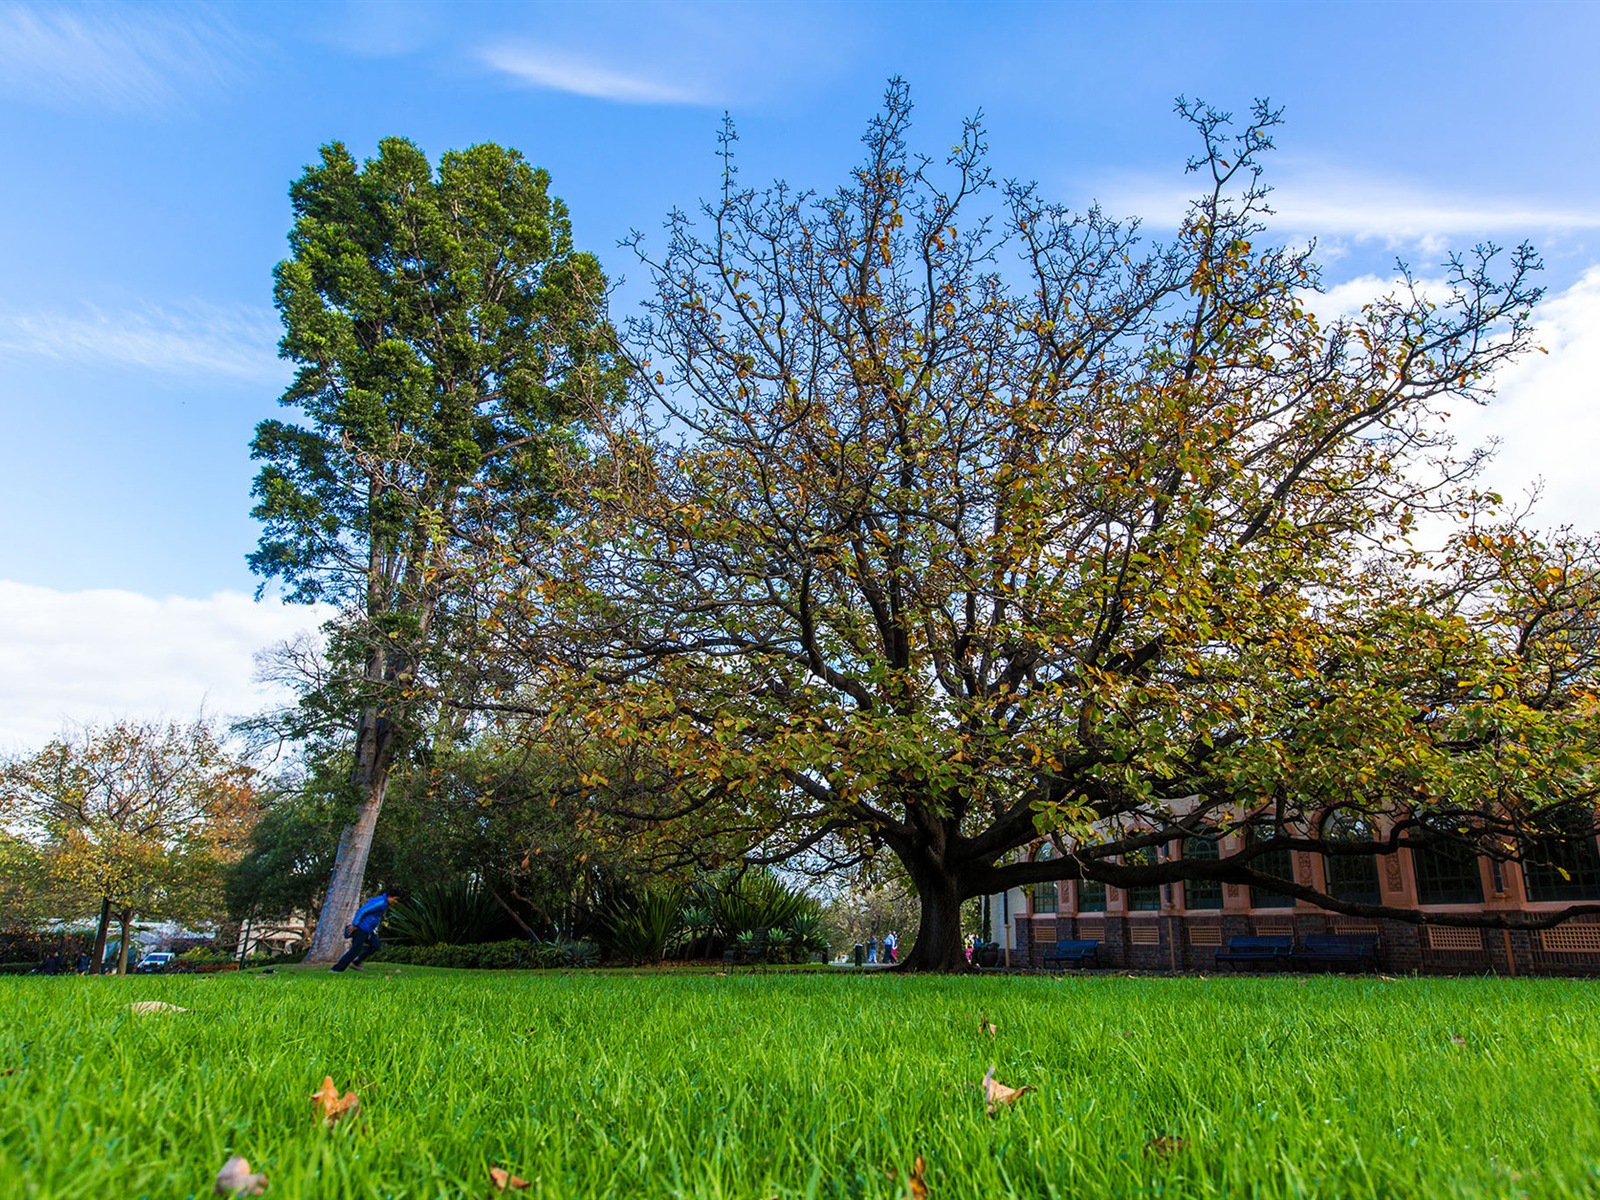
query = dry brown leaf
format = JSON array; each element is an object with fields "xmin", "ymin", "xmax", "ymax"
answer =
[
  {"xmin": 886, "ymin": 1153, "xmax": 930, "ymax": 1199},
  {"xmin": 907, "ymin": 1154, "xmax": 929, "ymax": 1199},
  {"xmin": 489, "ymin": 1166, "xmax": 530, "ymax": 1191},
  {"xmin": 1451, "ymin": 1035, "xmax": 1467, "ymax": 1046},
  {"xmin": 309, "ymin": 1075, "xmax": 360, "ymax": 1127},
  {"xmin": 982, "ymin": 1065, "xmax": 1034, "ymax": 1116},
  {"xmin": 1144, "ymin": 1135, "xmax": 1188, "ymax": 1160},
  {"xmin": 0, "ymin": 1068, "xmax": 14, "ymax": 1076},
  {"xmin": 214, "ymin": 1154, "xmax": 268, "ymax": 1196},
  {"xmin": 128, "ymin": 1001, "xmax": 190, "ymax": 1015},
  {"xmin": 978, "ymin": 1017, "xmax": 997, "ymax": 1039}
]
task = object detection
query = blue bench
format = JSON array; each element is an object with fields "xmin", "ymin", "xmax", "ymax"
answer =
[
  {"xmin": 1041, "ymin": 939, "xmax": 1100, "ymax": 969},
  {"xmin": 1291, "ymin": 933, "xmax": 1378, "ymax": 973},
  {"xmin": 1213, "ymin": 935, "xmax": 1292, "ymax": 971}
]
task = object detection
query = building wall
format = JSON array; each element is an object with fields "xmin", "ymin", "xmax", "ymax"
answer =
[{"xmin": 999, "ymin": 839, "xmax": 1600, "ymax": 976}]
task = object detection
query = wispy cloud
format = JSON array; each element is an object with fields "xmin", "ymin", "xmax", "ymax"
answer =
[
  {"xmin": 0, "ymin": 2, "xmax": 246, "ymax": 113},
  {"xmin": 480, "ymin": 43, "xmax": 708, "ymax": 105},
  {"xmin": 0, "ymin": 582, "xmax": 334, "ymax": 751},
  {"xmin": 1099, "ymin": 165, "xmax": 1600, "ymax": 251},
  {"xmin": 0, "ymin": 301, "xmax": 284, "ymax": 381}
]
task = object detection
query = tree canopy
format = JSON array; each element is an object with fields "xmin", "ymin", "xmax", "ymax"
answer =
[
  {"xmin": 0, "ymin": 720, "xmax": 259, "ymax": 972},
  {"xmin": 462, "ymin": 85, "xmax": 1600, "ymax": 970}
]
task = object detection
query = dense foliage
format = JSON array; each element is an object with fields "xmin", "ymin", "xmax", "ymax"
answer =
[{"xmin": 465, "ymin": 86, "xmax": 1600, "ymax": 969}]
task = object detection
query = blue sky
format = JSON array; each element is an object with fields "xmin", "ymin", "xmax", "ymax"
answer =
[{"xmin": 2, "ymin": 0, "xmax": 1599, "ymax": 744}]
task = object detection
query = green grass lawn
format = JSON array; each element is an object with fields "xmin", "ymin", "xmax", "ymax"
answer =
[{"xmin": 1, "ymin": 967, "xmax": 1596, "ymax": 1199}]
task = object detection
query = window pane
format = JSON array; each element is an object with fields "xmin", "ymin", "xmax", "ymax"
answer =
[
  {"xmin": 1182, "ymin": 836, "xmax": 1223, "ymax": 909},
  {"xmin": 1249, "ymin": 833, "xmax": 1296, "ymax": 908},
  {"xmin": 1412, "ymin": 837, "xmax": 1484, "ymax": 905},
  {"xmin": 1125, "ymin": 846, "xmax": 1161, "ymax": 911},
  {"xmin": 1523, "ymin": 835, "xmax": 1600, "ymax": 901},
  {"xmin": 1078, "ymin": 878, "xmax": 1107, "ymax": 912},
  {"xmin": 1032, "ymin": 844, "xmax": 1059, "ymax": 912},
  {"xmin": 1322, "ymin": 811, "xmax": 1381, "ymax": 905}
]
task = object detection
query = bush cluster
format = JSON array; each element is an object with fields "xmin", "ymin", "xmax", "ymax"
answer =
[{"xmin": 377, "ymin": 938, "xmax": 599, "ymax": 970}]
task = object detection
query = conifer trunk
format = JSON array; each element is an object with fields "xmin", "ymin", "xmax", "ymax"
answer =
[{"xmin": 302, "ymin": 707, "xmax": 394, "ymax": 964}]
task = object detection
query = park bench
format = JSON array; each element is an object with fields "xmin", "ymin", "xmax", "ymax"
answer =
[
  {"xmin": 1040, "ymin": 939, "xmax": 1100, "ymax": 970},
  {"xmin": 1290, "ymin": 933, "xmax": 1378, "ymax": 973},
  {"xmin": 1213, "ymin": 935, "xmax": 1293, "ymax": 971}
]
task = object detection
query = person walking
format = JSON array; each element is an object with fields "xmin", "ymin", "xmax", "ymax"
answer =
[
  {"xmin": 884, "ymin": 931, "xmax": 898, "ymax": 964},
  {"xmin": 331, "ymin": 890, "xmax": 393, "ymax": 973},
  {"xmin": 866, "ymin": 935, "xmax": 877, "ymax": 964}
]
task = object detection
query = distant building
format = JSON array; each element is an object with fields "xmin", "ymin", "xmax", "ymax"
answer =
[{"xmin": 986, "ymin": 824, "xmax": 1600, "ymax": 975}]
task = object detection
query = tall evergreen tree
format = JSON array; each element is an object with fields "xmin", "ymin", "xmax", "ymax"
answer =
[{"xmin": 249, "ymin": 137, "xmax": 619, "ymax": 963}]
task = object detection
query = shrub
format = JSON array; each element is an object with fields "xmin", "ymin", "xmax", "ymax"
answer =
[
  {"xmin": 387, "ymin": 878, "xmax": 504, "ymax": 946},
  {"xmin": 376, "ymin": 938, "xmax": 601, "ymax": 970},
  {"xmin": 703, "ymin": 870, "xmax": 821, "ymax": 942},
  {"xmin": 601, "ymin": 887, "xmax": 683, "ymax": 964}
]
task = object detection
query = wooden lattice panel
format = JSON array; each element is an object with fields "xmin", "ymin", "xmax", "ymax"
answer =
[
  {"xmin": 1332, "ymin": 920, "xmax": 1380, "ymax": 935},
  {"xmin": 1129, "ymin": 924, "xmax": 1161, "ymax": 945},
  {"xmin": 1425, "ymin": 926, "xmax": 1484, "ymax": 951},
  {"xmin": 1254, "ymin": 920, "xmax": 1294, "ymax": 937},
  {"xmin": 1540, "ymin": 926, "xmax": 1600, "ymax": 953},
  {"xmin": 1188, "ymin": 925, "xmax": 1223, "ymax": 946},
  {"xmin": 1076, "ymin": 919, "xmax": 1105, "ymax": 939}
]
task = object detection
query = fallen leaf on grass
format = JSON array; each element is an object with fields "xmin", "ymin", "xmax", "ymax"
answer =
[
  {"xmin": 489, "ymin": 1166, "xmax": 530, "ymax": 1191},
  {"xmin": 128, "ymin": 1001, "xmax": 190, "ymax": 1015},
  {"xmin": 982, "ymin": 1065, "xmax": 1034, "ymax": 1116},
  {"xmin": 886, "ymin": 1155, "xmax": 930, "ymax": 1199},
  {"xmin": 1144, "ymin": 1135, "xmax": 1188, "ymax": 1161},
  {"xmin": 0, "ymin": 1068, "xmax": 14, "ymax": 1076},
  {"xmin": 214, "ymin": 1154, "xmax": 268, "ymax": 1196},
  {"xmin": 309, "ymin": 1076, "xmax": 360, "ymax": 1127},
  {"xmin": 977, "ymin": 1016, "xmax": 997, "ymax": 1039},
  {"xmin": 1451, "ymin": 1035, "xmax": 1467, "ymax": 1046}
]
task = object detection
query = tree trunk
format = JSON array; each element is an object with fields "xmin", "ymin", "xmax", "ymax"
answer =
[
  {"xmin": 302, "ymin": 708, "xmax": 394, "ymax": 964},
  {"xmin": 88, "ymin": 896, "xmax": 111, "ymax": 975},
  {"xmin": 898, "ymin": 865, "xmax": 971, "ymax": 973},
  {"xmin": 115, "ymin": 907, "xmax": 132, "ymax": 975}
]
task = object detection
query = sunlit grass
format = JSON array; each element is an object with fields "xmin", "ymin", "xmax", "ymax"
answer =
[{"xmin": 1, "ymin": 968, "xmax": 1595, "ymax": 1198}]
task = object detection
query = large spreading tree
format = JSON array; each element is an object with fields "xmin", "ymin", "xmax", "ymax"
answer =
[
  {"xmin": 471, "ymin": 85, "xmax": 1600, "ymax": 970},
  {"xmin": 249, "ymin": 137, "xmax": 620, "ymax": 962}
]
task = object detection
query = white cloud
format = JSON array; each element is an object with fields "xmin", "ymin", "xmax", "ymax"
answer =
[
  {"xmin": 1100, "ymin": 166, "xmax": 1600, "ymax": 250},
  {"xmin": 1453, "ymin": 265, "xmax": 1600, "ymax": 531},
  {"xmin": 0, "ymin": 582, "xmax": 334, "ymax": 752},
  {"xmin": 480, "ymin": 43, "xmax": 707, "ymax": 105},
  {"xmin": 0, "ymin": 2, "xmax": 245, "ymax": 113},
  {"xmin": 0, "ymin": 301, "xmax": 285, "ymax": 381}
]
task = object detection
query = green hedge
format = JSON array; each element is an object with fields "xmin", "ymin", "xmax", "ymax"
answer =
[{"xmin": 377, "ymin": 939, "xmax": 600, "ymax": 970}]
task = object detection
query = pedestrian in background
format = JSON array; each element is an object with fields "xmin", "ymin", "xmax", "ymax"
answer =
[{"xmin": 332, "ymin": 890, "xmax": 393, "ymax": 973}]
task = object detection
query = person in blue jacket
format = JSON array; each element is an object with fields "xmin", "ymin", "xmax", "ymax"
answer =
[{"xmin": 331, "ymin": 890, "xmax": 393, "ymax": 972}]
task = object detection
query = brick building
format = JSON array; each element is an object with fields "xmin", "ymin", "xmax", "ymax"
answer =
[{"xmin": 990, "ymin": 826, "xmax": 1600, "ymax": 975}]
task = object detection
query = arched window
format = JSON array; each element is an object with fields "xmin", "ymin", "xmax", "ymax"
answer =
[
  {"xmin": 1247, "ymin": 825, "xmax": 1296, "ymax": 908},
  {"xmin": 1181, "ymin": 835, "xmax": 1223, "ymax": 909},
  {"xmin": 1032, "ymin": 843, "xmax": 1059, "ymax": 913},
  {"xmin": 1321, "ymin": 810, "xmax": 1381, "ymax": 905}
]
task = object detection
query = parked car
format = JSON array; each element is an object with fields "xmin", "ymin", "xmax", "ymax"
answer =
[{"xmin": 134, "ymin": 952, "xmax": 175, "ymax": 974}]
